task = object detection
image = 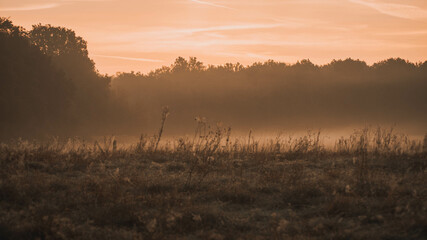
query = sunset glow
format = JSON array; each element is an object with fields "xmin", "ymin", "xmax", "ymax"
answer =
[
  {"xmin": 1, "ymin": 0, "xmax": 427, "ymax": 74},
  {"xmin": 1, "ymin": 1, "xmax": 427, "ymax": 237}
]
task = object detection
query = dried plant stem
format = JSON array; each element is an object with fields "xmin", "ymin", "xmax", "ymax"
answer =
[{"xmin": 154, "ymin": 106, "xmax": 170, "ymax": 152}]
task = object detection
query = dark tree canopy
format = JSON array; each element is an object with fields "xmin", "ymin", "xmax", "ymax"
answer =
[
  {"xmin": 29, "ymin": 24, "xmax": 101, "ymax": 83},
  {"xmin": 0, "ymin": 18, "xmax": 130, "ymax": 139},
  {"xmin": 29, "ymin": 23, "xmax": 116, "ymax": 135},
  {"xmin": 0, "ymin": 18, "xmax": 73, "ymax": 138},
  {"xmin": 30, "ymin": 24, "xmax": 89, "ymax": 57}
]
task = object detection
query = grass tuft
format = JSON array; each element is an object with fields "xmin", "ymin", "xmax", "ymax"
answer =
[{"xmin": 0, "ymin": 127, "xmax": 426, "ymax": 239}]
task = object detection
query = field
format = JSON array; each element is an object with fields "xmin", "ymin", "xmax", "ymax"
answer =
[{"xmin": 0, "ymin": 127, "xmax": 426, "ymax": 239}]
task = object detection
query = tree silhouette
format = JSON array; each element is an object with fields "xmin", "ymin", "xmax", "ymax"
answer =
[
  {"xmin": 30, "ymin": 24, "xmax": 88, "ymax": 57},
  {"xmin": 172, "ymin": 56, "xmax": 189, "ymax": 72},
  {"xmin": 29, "ymin": 24, "xmax": 107, "ymax": 86},
  {"xmin": 0, "ymin": 18, "xmax": 73, "ymax": 138},
  {"xmin": 29, "ymin": 24, "xmax": 113, "ymax": 133}
]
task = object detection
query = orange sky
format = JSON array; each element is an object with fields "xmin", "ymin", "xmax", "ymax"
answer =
[{"xmin": 1, "ymin": 0, "xmax": 427, "ymax": 74}]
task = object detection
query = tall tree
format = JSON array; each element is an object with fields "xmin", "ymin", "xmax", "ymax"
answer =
[
  {"xmin": 0, "ymin": 18, "xmax": 73, "ymax": 138},
  {"xmin": 29, "ymin": 24, "xmax": 112, "ymax": 132}
]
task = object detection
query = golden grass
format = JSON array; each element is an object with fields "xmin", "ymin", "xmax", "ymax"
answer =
[{"xmin": 0, "ymin": 127, "xmax": 426, "ymax": 239}]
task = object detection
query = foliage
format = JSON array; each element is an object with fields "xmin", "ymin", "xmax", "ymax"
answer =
[
  {"xmin": 30, "ymin": 24, "xmax": 115, "ymax": 134},
  {"xmin": 0, "ymin": 18, "xmax": 73, "ymax": 138},
  {"xmin": 113, "ymin": 56, "xmax": 427, "ymax": 134},
  {"xmin": 0, "ymin": 18, "xmax": 129, "ymax": 139}
]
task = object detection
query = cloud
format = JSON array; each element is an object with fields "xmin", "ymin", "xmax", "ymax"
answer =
[
  {"xmin": 60, "ymin": 0, "xmax": 114, "ymax": 2},
  {"xmin": 349, "ymin": 0, "xmax": 427, "ymax": 20},
  {"xmin": 135, "ymin": 23, "xmax": 284, "ymax": 38},
  {"xmin": 375, "ymin": 30, "xmax": 427, "ymax": 36},
  {"xmin": 179, "ymin": 23, "xmax": 283, "ymax": 33},
  {"xmin": 213, "ymin": 51, "xmax": 289, "ymax": 61},
  {"xmin": 0, "ymin": 0, "xmax": 113, "ymax": 12},
  {"xmin": 0, "ymin": 3, "xmax": 60, "ymax": 11},
  {"xmin": 92, "ymin": 54, "xmax": 163, "ymax": 62},
  {"xmin": 189, "ymin": 0, "xmax": 233, "ymax": 9},
  {"xmin": 93, "ymin": 23, "xmax": 285, "ymax": 45}
]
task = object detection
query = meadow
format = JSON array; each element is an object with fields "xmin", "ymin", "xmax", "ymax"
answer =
[
  {"xmin": 0, "ymin": 125, "xmax": 426, "ymax": 240},
  {"xmin": 2, "ymin": 16, "xmax": 427, "ymax": 240}
]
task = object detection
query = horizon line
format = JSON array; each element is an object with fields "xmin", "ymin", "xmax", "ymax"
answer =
[{"xmin": 103, "ymin": 56, "xmax": 426, "ymax": 75}]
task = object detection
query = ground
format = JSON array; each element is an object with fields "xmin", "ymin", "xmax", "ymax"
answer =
[{"xmin": 0, "ymin": 129, "xmax": 426, "ymax": 239}]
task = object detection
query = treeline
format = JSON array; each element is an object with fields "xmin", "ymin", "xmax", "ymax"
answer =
[
  {"xmin": 0, "ymin": 18, "xmax": 130, "ymax": 139},
  {"xmin": 114, "ymin": 57, "xmax": 427, "ymax": 135},
  {"xmin": 1, "ymin": 18, "xmax": 426, "ymax": 139}
]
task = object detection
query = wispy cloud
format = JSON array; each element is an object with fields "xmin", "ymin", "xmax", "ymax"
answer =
[
  {"xmin": 214, "ymin": 51, "xmax": 291, "ymax": 61},
  {"xmin": 130, "ymin": 23, "xmax": 284, "ymax": 39},
  {"xmin": 179, "ymin": 23, "xmax": 283, "ymax": 33},
  {"xmin": 349, "ymin": 0, "xmax": 427, "ymax": 20},
  {"xmin": 93, "ymin": 23, "xmax": 285, "ymax": 44},
  {"xmin": 60, "ymin": 0, "xmax": 115, "ymax": 2},
  {"xmin": 0, "ymin": 3, "xmax": 60, "ymax": 11},
  {"xmin": 189, "ymin": 0, "xmax": 233, "ymax": 9},
  {"xmin": 0, "ymin": 0, "xmax": 113, "ymax": 12},
  {"xmin": 92, "ymin": 54, "xmax": 163, "ymax": 62},
  {"xmin": 375, "ymin": 30, "xmax": 427, "ymax": 36}
]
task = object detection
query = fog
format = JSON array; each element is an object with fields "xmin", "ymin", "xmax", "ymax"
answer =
[
  {"xmin": 112, "ymin": 57, "xmax": 427, "ymax": 138},
  {"xmin": 1, "ymin": 18, "xmax": 426, "ymax": 140}
]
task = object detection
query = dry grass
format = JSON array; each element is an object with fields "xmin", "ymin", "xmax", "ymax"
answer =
[{"xmin": 0, "ymin": 127, "xmax": 426, "ymax": 239}]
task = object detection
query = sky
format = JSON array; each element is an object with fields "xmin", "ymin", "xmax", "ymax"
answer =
[{"xmin": 1, "ymin": 0, "xmax": 427, "ymax": 74}]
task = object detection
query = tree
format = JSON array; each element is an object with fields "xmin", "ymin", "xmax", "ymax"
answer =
[
  {"xmin": 29, "ymin": 24, "xmax": 105, "ymax": 84},
  {"xmin": 29, "ymin": 24, "xmax": 112, "ymax": 132},
  {"xmin": 0, "ymin": 18, "xmax": 73, "ymax": 138},
  {"xmin": 172, "ymin": 56, "xmax": 189, "ymax": 72},
  {"xmin": 188, "ymin": 57, "xmax": 205, "ymax": 71},
  {"xmin": 0, "ymin": 17, "xmax": 26, "ymax": 37},
  {"xmin": 30, "ymin": 24, "xmax": 88, "ymax": 56},
  {"xmin": 325, "ymin": 58, "xmax": 368, "ymax": 73}
]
